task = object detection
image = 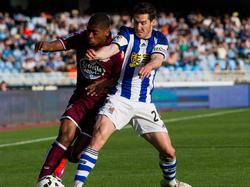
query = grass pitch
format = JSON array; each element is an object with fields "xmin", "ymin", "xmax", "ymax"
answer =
[{"xmin": 0, "ymin": 108, "xmax": 250, "ymax": 187}]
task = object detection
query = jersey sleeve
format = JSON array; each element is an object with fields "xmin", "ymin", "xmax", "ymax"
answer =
[
  {"xmin": 152, "ymin": 32, "xmax": 169, "ymax": 60},
  {"xmin": 112, "ymin": 26, "xmax": 130, "ymax": 52},
  {"xmin": 59, "ymin": 30, "xmax": 86, "ymax": 50}
]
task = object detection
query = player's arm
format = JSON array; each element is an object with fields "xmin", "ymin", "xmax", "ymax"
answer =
[
  {"xmin": 139, "ymin": 35, "xmax": 169, "ymax": 79},
  {"xmin": 86, "ymin": 52, "xmax": 123, "ymax": 96},
  {"xmin": 139, "ymin": 53, "xmax": 165, "ymax": 79},
  {"xmin": 85, "ymin": 44, "xmax": 120, "ymax": 61},
  {"xmin": 86, "ymin": 26, "xmax": 129, "ymax": 61},
  {"xmin": 85, "ymin": 77, "xmax": 117, "ymax": 96},
  {"xmin": 34, "ymin": 40, "xmax": 65, "ymax": 53}
]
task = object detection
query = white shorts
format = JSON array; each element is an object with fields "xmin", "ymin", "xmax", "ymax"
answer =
[{"xmin": 99, "ymin": 95, "xmax": 167, "ymax": 135}]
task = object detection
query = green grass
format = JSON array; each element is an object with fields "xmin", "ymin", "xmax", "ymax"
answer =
[{"xmin": 0, "ymin": 108, "xmax": 250, "ymax": 187}]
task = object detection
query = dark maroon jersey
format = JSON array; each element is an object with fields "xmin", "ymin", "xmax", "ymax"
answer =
[
  {"xmin": 59, "ymin": 30, "xmax": 123, "ymax": 109},
  {"xmin": 60, "ymin": 30, "xmax": 122, "ymax": 94},
  {"xmin": 59, "ymin": 31, "xmax": 123, "ymax": 134}
]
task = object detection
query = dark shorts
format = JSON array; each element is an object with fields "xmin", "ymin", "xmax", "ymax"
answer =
[{"xmin": 61, "ymin": 94, "xmax": 105, "ymax": 137}]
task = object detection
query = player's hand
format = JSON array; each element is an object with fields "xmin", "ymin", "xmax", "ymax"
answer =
[
  {"xmin": 34, "ymin": 41, "xmax": 44, "ymax": 53},
  {"xmin": 139, "ymin": 64, "xmax": 153, "ymax": 79},
  {"xmin": 85, "ymin": 79, "xmax": 109, "ymax": 96},
  {"xmin": 85, "ymin": 49, "xmax": 98, "ymax": 60}
]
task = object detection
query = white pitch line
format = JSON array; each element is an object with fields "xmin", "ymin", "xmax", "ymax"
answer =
[
  {"xmin": 0, "ymin": 108, "xmax": 249, "ymax": 148},
  {"xmin": 0, "ymin": 136, "xmax": 56, "ymax": 148},
  {"xmin": 164, "ymin": 108, "xmax": 249, "ymax": 123}
]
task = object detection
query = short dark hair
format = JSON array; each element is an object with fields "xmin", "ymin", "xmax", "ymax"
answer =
[
  {"xmin": 133, "ymin": 2, "xmax": 157, "ymax": 21},
  {"xmin": 88, "ymin": 13, "xmax": 111, "ymax": 29}
]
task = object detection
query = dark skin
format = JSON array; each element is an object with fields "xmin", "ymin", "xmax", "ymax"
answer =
[
  {"xmin": 35, "ymin": 24, "xmax": 116, "ymax": 161},
  {"xmin": 35, "ymin": 24, "xmax": 110, "ymax": 52}
]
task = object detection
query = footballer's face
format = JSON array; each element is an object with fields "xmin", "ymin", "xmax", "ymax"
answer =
[
  {"xmin": 87, "ymin": 24, "xmax": 110, "ymax": 47},
  {"xmin": 134, "ymin": 14, "xmax": 155, "ymax": 39}
]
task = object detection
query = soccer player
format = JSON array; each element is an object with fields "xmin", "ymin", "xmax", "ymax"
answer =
[
  {"xmin": 73, "ymin": 2, "xmax": 191, "ymax": 187},
  {"xmin": 34, "ymin": 13, "xmax": 123, "ymax": 183}
]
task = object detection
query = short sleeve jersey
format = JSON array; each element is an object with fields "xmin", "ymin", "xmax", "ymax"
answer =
[
  {"xmin": 59, "ymin": 31, "xmax": 123, "ymax": 107},
  {"xmin": 110, "ymin": 26, "xmax": 168, "ymax": 103}
]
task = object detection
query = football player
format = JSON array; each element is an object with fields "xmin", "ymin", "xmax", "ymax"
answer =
[
  {"xmin": 73, "ymin": 3, "xmax": 191, "ymax": 187},
  {"xmin": 35, "ymin": 13, "xmax": 123, "ymax": 184}
]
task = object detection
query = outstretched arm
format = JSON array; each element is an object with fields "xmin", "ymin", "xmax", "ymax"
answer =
[
  {"xmin": 85, "ymin": 43, "xmax": 120, "ymax": 60},
  {"xmin": 34, "ymin": 40, "xmax": 65, "ymax": 53},
  {"xmin": 139, "ymin": 53, "xmax": 164, "ymax": 79}
]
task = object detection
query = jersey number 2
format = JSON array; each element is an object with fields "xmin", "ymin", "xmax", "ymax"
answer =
[{"xmin": 151, "ymin": 111, "xmax": 159, "ymax": 122}]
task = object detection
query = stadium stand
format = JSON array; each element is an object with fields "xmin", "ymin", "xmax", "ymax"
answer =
[{"xmin": 0, "ymin": 11, "xmax": 249, "ymax": 86}]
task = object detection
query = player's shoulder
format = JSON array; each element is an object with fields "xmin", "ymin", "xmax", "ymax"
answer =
[
  {"xmin": 62, "ymin": 30, "xmax": 86, "ymax": 40},
  {"xmin": 76, "ymin": 30, "xmax": 88, "ymax": 40},
  {"xmin": 152, "ymin": 29, "xmax": 168, "ymax": 44},
  {"xmin": 119, "ymin": 26, "xmax": 134, "ymax": 34},
  {"xmin": 152, "ymin": 29, "xmax": 167, "ymax": 39},
  {"xmin": 75, "ymin": 30, "xmax": 87, "ymax": 36}
]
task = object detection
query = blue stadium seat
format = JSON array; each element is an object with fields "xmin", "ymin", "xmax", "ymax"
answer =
[{"xmin": 228, "ymin": 59, "xmax": 236, "ymax": 70}]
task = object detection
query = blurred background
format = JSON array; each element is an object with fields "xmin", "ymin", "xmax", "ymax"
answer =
[{"xmin": 0, "ymin": 0, "xmax": 249, "ymax": 127}]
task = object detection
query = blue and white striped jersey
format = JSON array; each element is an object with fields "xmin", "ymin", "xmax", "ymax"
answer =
[{"xmin": 110, "ymin": 26, "xmax": 169, "ymax": 103}]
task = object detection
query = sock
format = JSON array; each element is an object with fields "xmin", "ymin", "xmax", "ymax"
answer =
[
  {"xmin": 74, "ymin": 147, "xmax": 98, "ymax": 187},
  {"xmin": 53, "ymin": 146, "xmax": 73, "ymax": 179},
  {"xmin": 38, "ymin": 140, "xmax": 67, "ymax": 180},
  {"xmin": 159, "ymin": 157, "xmax": 177, "ymax": 186}
]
